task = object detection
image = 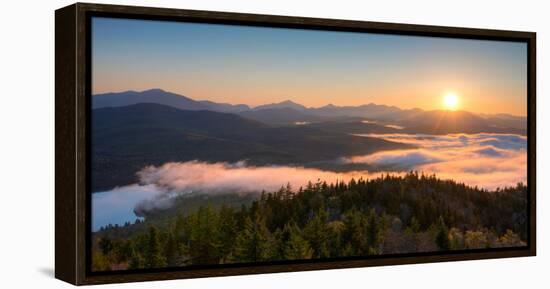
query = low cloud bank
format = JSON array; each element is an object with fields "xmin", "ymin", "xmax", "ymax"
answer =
[
  {"xmin": 137, "ymin": 161, "xmax": 378, "ymax": 195},
  {"xmin": 345, "ymin": 133, "xmax": 526, "ymax": 190},
  {"xmin": 128, "ymin": 161, "xmax": 392, "ymax": 215},
  {"xmin": 94, "ymin": 162, "xmax": 392, "ymax": 226},
  {"xmin": 93, "ymin": 133, "xmax": 527, "ymax": 229}
]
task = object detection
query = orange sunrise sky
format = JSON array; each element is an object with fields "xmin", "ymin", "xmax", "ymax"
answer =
[{"xmin": 92, "ymin": 18, "xmax": 527, "ymax": 116}]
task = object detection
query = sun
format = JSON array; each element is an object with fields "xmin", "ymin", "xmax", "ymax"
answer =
[{"xmin": 442, "ymin": 92, "xmax": 459, "ymax": 111}]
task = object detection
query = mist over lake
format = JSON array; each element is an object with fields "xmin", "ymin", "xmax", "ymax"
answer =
[
  {"xmin": 92, "ymin": 132, "xmax": 526, "ymax": 231},
  {"xmin": 92, "ymin": 185, "xmax": 159, "ymax": 231}
]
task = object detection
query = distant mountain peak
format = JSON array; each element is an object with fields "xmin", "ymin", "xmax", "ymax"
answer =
[
  {"xmin": 92, "ymin": 88, "xmax": 252, "ymax": 113},
  {"xmin": 142, "ymin": 88, "xmax": 166, "ymax": 93},
  {"xmin": 280, "ymin": 100, "xmax": 299, "ymax": 105},
  {"xmin": 254, "ymin": 99, "xmax": 307, "ymax": 111}
]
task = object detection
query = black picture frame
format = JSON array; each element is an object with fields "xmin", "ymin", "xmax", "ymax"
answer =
[{"xmin": 55, "ymin": 2, "xmax": 536, "ymax": 285}]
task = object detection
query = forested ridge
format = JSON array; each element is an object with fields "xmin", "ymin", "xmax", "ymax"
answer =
[
  {"xmin": 91, "ymin": 103, "xmax": 410, "ymax": 191},
  {"xmin": 92, "ymin": 172, "xmax": 527, "ymax": 271}
]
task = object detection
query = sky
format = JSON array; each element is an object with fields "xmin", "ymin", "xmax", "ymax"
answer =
[{"xmin": 92, "ymin": 17, "xmax": 528, "ymax": 116}]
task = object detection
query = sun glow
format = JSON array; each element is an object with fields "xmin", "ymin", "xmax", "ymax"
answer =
[{"xmin": 443, "ymin": 92, "xmax": 459, "ymax": 111}]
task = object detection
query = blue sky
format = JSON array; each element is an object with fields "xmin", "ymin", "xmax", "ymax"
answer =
[{"xmin": 92, "ymin": 17, "xmax": 527, "ymax": 115}]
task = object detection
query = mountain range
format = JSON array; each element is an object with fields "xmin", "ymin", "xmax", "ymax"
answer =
[
  {"xmin": 91, "ymin": 89, "xmax": 527, "ymax": 191},
  {"xmin": 93, "ymin": 89, "xmax": 526, "ymax": 134},
  {"xmin": 93, "ymin": 88, "xmax": 250, "ymax": 113}
]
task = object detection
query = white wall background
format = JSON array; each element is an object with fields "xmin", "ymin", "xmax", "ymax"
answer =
[{"xmin": 0, "ymin": 0, "xmax": 547, "ymax": 287}]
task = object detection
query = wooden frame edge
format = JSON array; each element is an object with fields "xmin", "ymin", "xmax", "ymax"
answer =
[
  {"xmin": 55, "ymin": 2, "xmax": 537, "ymax": 285},
  {"xmin": 55, "ymin": 3, "xmax": 78, "ymax": 285}
]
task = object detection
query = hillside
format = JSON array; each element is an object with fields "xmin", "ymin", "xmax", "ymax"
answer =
[
  {"xmin": 396, "ymin": 110, "xmax": 526, "ymax": 135},
  {"xmin": 91, "ymin": 103, "xmax": 411, "ymax": 191},
  {"xmin": 307, "ymin": 110, "xmax": 526, "ymax": 136},
  {"xmin": 239, "ymin": 107, "xmax": 323, "ymax": 125},
  {"xmin": 93, "ymin": 89, "xmax": 250, "ymax": 113}
]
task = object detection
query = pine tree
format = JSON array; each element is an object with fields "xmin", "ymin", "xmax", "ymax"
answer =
[
  {"xmin": 164, "ymin": 231, "xmax": 178, "ymax": 266},
  {"xmin": 303, "ymin": 208, "xmax": 330, "ymax": 258},
  {"xmin": 327, "ymin": 221, "xmax": 344, "ymax": 257},
  {"xmin": 91, "ymin": 251, "xmax": 110, "ymax": 271},
  {"xmin": 435, "ymin": 216, "xmax": 450, "ymax": 251},
  {"xmin": 366, "ymin": 209, "xmax": 383, "ymax": 254},
  {"xmin": 188, "ymin": 205, "xmax": 220, "ymax": 264},
  {"xmin": 145, "ymin": 226, "xmax": 166, "ymax": 268},
  {"xmin": 128, "ymin": 243, "xmax": 145, "ymax": 269},
  {"xmin": 217, "ymin": 205, "xmax": 238, "ymax": 263},
  {"xmin": 342, "ymin": 208, "xmax": 367, "ymax": 255},
  {"xmin": 117, "ymin": 239, "xmax": 135, "ymax": 264},
  {"xmin": 98, "ymin": 237, "xmax": 113, "ymax": 255},
  {"xmin": 283, "ymin": 222, "xmax": 313, "ymax": 260},
  {"xmin": 271, "ymin": 228, "xmax": 286, "ymax": 260},
  {"xmin": 234, "ymin": 213, "xmax": 272, "ymax": 262}
]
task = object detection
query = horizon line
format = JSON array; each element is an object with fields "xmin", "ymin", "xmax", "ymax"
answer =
[{"xmin": 91, "ymin": 87, "xmax": 527, "ymax": 118}]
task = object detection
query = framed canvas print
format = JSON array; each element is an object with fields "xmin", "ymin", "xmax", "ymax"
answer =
[{"xmin": 55, "ymin": 3, "xmax": 536, "ymax": 285}]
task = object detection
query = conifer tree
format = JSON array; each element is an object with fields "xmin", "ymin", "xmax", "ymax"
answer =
[
  {"xmin": 435, "ymin": 216, "xmax": 450, "ymax": 251},
  {"xmin": 98, "ymin": 237, "xmax": 113, "ymax": 255},
  {"xmin": 342, "ymin": 208, "xmax": 367, "ymax": 255},
  {"xmin": 327, "ymin": 221, "xmax": 344, "ymax": 257},
  {"xmin": 91, "ymin": 251, "xmax": 110, "ymax": 271},
  {"xmin": 217, "ymin": 205, "xmax": 238, "ymax": 263},
  {"xmin": 283, "ymin": 222, "xmax": 313, "ymax": 260},
  {"xmin": 189, "ymin": 205, "xmax": 220, "ymax": 264},
  {"xmin": 366, "ymin": 209, "xmax": 383, "ymax": 254},
  {"xmin": 128, "ymin": 244, "xmax": 145, "ymax": 269},
  {"xmin": 271, "ymin": 228, "xmax": 286, "ymax": 260},
  {"xmin": 234, "ymin": 213, "xmax": 272, "ymax": 262},
  {"xmin": 304, "ymin": 209, "xmax": 330, "ymax": 258},
  {"xmin": 164, "ymin": 231, "xmax": 178, "ymax": 266},
  {"xmin": 145, "ymin": 226, "xmax": 166, "ymax": 268}
]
